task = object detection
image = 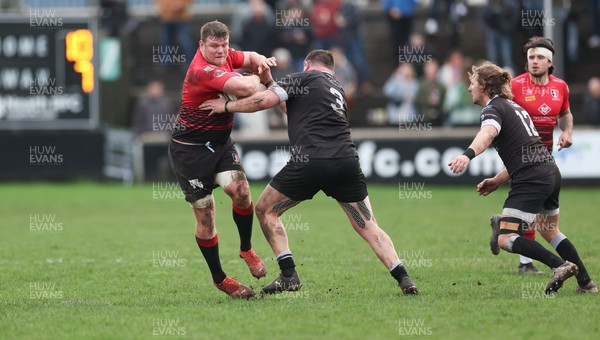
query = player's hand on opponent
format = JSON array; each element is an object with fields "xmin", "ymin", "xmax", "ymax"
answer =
[
  {"xmin": 557, "ymin": 131, "xmax": 573, "ymax": 151},
  {"xmin": 476, "ymin": 178, "xmax": 500, "ymax": 196},
  {"xmin": 199, "ymin": 98, "xmax": 227, "ymax": 116},
  {"xmin": 448, "ymin": 155, "xmax": 470, "ymax": 174},
  {"xmin": 255, "ymin": 56, "xmax": 277, "ymax": 75}
]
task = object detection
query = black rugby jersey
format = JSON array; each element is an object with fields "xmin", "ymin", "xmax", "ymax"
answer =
[
  {"xmin": 278, "ymin": 70, "xmax": 357, "ymax": 160},
  {"xmin": 481, "ymin": 96, "xmax": 555, "ymax": 176}
]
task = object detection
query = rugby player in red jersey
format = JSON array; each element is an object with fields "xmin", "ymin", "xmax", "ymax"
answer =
[{"xmin": 169, "ymin": 21, "xmax": 276, "ymax": 299}]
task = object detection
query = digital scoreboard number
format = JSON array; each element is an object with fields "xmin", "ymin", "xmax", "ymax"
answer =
[{"xmin": 0, "ymin": 18, "xmax": 98, "ymax": 130}]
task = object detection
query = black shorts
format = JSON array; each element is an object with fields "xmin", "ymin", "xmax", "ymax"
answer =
[
  {"xmin": 168, "ymin": 138, "xmax": 244, "ymax": 202},
  {"xmin": 270, "ymin": 157, "xmax": 368, "ymax": 203},
  {"xmin": 504, "ymin": 163, "xmax": 561, "ymax": 216}
]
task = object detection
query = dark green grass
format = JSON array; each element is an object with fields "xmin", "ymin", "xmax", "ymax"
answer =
[{"xmin": 1, "ymin": 183, "xmax": 599, "ymax": 339}]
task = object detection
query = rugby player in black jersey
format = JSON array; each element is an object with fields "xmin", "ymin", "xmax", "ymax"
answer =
[
  {"xmin": 448, "ymin": 61, "xmax": 595, "ymax": 294},
  {"xmin": 200, "ymin": 50, "xmax": 419, "ymax": 295}
]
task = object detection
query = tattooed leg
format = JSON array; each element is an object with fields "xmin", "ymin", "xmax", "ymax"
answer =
[
  {"xmin": 338, "ymin": 197, "xmax": 402, "ymax": 269},
  {"xmin": 340, "ymin": 202, "xmax": 367, "ymax": 229},
  {"xmin": 255, "ymin": 184, "xmax": 300, "ymax": 257},
  {"xmin": 357, "ymin": 201, "xmax": 372, "ymax": 222},
  {"xmin": 273, "ymin": 199, "xmax": 299, "ymax": 216}
]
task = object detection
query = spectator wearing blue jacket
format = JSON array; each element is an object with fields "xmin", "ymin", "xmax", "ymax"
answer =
[{"xmin": 381, "ymin": 0, "xmax": 418, "ymax": 64}]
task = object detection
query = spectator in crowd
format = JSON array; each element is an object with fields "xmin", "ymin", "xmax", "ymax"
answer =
[
  {"xmin": 240, "ymin": 1, "xmax": 277, "ymax": 57},
  {"xmin": 131, "ymin": 80, "xmax": 175, "ymax": 137},
  {"xmin": 482, "ymin": 0, "xmax": 518, "ymax": 71},
  {"xmin": 404, "ymin": 32, "xmax": 436, "ymax": 78},
  {"xmin": 424, "ymin": 0, "xmax": 454, "ymax": 35},
  {"xmin": 100, "ymin": 0, "xmax": 129, "ymax": 37},
  {"xmin": 443, "ymin": 70, "xmax": 480, "ymax": 126},
  {"xmin": 271, "ymin": 48, "xmax": 295, "ymax": 80},
  {"xmin": 268, "ymin": 48, "xmax": 294, "ymax": 128},
  {"xmin": 310, "ymin": 0, "xmax": 341, "ymax": 50},
  {"xmin": 438, "ymin": 50, "xmax": 466, "ymax": 90},
  {"xmin": 381, "ymin": 0, "xmax": 418, "ymax": 65},
  {"xmin": 564, "ymin": 1, "xmax": 586, "ymax": 63},
  {"xmin": 276, "ymin": 1, "xmax": 313, "ymax": 72},
  {"xmin": 588, "ymin": 0, "xmax": 600, "ymax": 48},
  {"xmin": 424, "ymin": 0, "xmax": 468, "ymax": 47},
  {"xmin": 231, "ymin": 0, "xmax": 275, "ymax": 47},
  {"xmin": 383, "ymin": 63, "xmax": 419, "ymax": 124},
  {"xmin": 335, "ymin": 0, "xmax": 373, "ymax": 94},
  {"xmin": 519, "ymin": 0, "xmax": 544, "ymax": 38},
  {"xmin": 331, "ymin": 46, "xmax": 358, "ymax": 107},
  {"xmin": 415, "ymin": 59, "xmax": 446, "ymax": 126},
  {"xmin": 437, "ymin": 49, "xmax": 478, "ymax": 126},
  {"xmin": 155, "ymin": 0, "xmax": 195, "ymax": 68},
  {"xmin": 583, "ymin": 76, "xmax": 600, "ymax": 125}
]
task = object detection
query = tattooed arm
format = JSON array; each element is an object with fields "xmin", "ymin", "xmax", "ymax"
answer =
[{"xmin": 199, "ymin": 86, "xmax": 288, "ymax": 115}]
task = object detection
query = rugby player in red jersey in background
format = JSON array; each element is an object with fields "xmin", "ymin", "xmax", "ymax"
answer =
[
  {"xmin": 168, "ymin": 20, "xmax": 276, "ymax": 299},
  {"xmin": 507, "ymin": 37, "xmax": 573, "ymax": 274}
]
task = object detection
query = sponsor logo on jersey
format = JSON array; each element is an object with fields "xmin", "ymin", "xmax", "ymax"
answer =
[
  {"xmin": 525, "ymin": 95, "xmax": 536, "ymax": 102},
  {"xmin": 214, "ymin": 69, "xmax": 226, "ymax": 78},
  {"xmin": 538, "ymin": 103, "xmax": 551, "ymax": 115},
  {"xmin": 232, "ymin": 153, "xmax": 240, "ymax": 164},
  {"xmin": 203, "ymin": 66, "xmax": 214, "ymax": 74},
  {"xmin": 550, "ymin": 89, "xmax": 558, "ymax": 98},
  {"xmin": 188, "ymin": 179, "xmax": 204, "ymax": 189}
]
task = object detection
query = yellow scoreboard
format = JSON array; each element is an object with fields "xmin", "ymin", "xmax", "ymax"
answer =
[{"xmin": 0, "ymin": 17, "xmax": 99, "ymax": 129}]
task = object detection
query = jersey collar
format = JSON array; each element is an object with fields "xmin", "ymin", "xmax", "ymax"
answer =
[{"xmin": 486, "ymin": 95, "xmax": 500, "ymax": 106}]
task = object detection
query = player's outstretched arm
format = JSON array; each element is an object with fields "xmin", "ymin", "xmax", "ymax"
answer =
[
  {"xmin": 557, "ymin": 107, "xmax": 574, "ymax": 151},
  {"xmin": 199, "ymin": 85, "xmax": 287, "ymax": 115},
  {"xmin": 448, "ymin": 125, "xmax": 498, "ymax": 174}
]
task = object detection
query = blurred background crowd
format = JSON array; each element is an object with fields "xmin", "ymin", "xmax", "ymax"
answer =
[{"xmin": 2, "ymin": 0, "xmax": 600, "ymax": 137}]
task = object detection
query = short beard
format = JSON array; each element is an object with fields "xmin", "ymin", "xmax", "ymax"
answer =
[{"xmin": 529, "ymin": 69, "xmax": 547, "ymax": 78}]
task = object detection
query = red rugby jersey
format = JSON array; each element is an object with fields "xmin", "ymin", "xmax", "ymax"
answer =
[
  {"xmin": 173, "ymin": 48, "xmax": 245, "ymax": 144},
  {"xmin": 511, "ymin": 73, "xmax": 570, "ymax": 147}
]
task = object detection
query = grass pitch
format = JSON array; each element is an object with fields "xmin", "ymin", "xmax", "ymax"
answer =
[{"xmin": 1, "ymin": 183, "xmax": 599, "ymax": 339}]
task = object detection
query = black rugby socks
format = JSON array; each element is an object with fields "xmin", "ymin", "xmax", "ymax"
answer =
[
  {"xmin": 196, "ymin": 235, "xmax": 226, "ymax": 283},
  {"xmin": 233, "ymin": 203, "xmax": 254, "ymax": 252},
  {"xmin": 511, "ymin": 237, "xmax": 564, "ymax": 268},
  {"xmin": 552, "ymin": 233, "xmax": 591, "ymax": 286},
  {"xmin": 277, "ymin": 251, "xmax": 296, "ymax": 278}
]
